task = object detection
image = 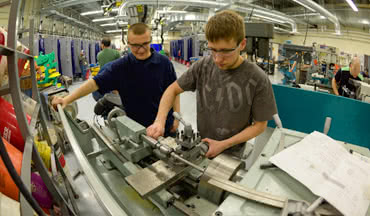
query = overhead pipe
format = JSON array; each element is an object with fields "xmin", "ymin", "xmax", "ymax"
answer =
[
  {"xmin": 118, "ymin": 0, "xmax": 298, "ymax": 33},
  {"xmin": 164, "ymin": 13, "xmax": 208, "ymax": 32},
  {"xmin": 292, "ymin": 0, "xmax": 341, "ymax": 34},
  {"xmin": 232, "ymin": 2, "xmax": 297, "ymax": 33},
  {"xmin": 46, "ymin": 10, "xmax": 101, "ymax": 33}
]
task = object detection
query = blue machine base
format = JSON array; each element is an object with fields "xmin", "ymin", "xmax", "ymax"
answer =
[{"xmin": 268, "ymin": 84, "xmax": 370, "ymax": 149}]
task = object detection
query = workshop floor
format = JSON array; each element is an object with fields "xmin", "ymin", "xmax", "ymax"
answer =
[{"xmin": 64, "ymin": 60, "xmax": 279, "ymax": 215}]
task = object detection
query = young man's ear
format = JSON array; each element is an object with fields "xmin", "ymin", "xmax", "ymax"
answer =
[{"xmin": 240, "ymin": 38, "xmax": 247, "ymax": 50}]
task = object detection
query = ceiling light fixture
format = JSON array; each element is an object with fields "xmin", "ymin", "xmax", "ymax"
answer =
[
  {"xmin": 291, "ymin": 13, "xmax": 320, "ymax": 17},
  {"xmin": 92, "ymin": 17, "xmax": 116, "ymax": 22},
  {"xmin": 292, "ymin": 0, "xmax": 316, "ymax": 12},
  {"xmin": 156, "ymin": 10, "xmax": 187, "ymax": 14},
  {"xmin": 320, "ymin": 15, "xmax": 326, "ymax": 19},
  {"xmin": 105, "ymin": 29, "xmax": 127, "ymax": 33},
  {"xmin": 81, "ymin": 10, "xmax": 103, "ymax": 16},
  {"xmin": 362, "ymin": 20, "xmax": 369, "ymax": 25},
  {"xmin": 81, "ymin": 8, "xmax": 119, "ymax": 16},
  {"xmin": 345, "ymin": 0, "xmax": 358, "ymax": 12},
  {"xmin": 253, "ymin": 14, "xmax": 285, "ymax": 24},
  {"xmin": 100, "ymin": 22, "xmax": 128, "ymax": 26}
]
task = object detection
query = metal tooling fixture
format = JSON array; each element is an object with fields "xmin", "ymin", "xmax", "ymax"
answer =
[{"xmin": 58, "ymin": 103, "xmax": 363, "ymax": 216}]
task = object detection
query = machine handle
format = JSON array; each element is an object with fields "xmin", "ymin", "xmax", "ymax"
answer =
[{"xmin": 199, "ymin": 141, "xmax": 209, "ymax": 156}]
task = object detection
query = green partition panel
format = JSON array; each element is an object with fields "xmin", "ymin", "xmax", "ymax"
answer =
[{"xmin": 268, "ymin": 84, "xmax": 370, "ymax": 148}]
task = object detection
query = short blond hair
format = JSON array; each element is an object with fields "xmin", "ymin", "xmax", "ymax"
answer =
[
  {"xmin": 128, "ymin": 23, "xmax": 150, "ymax": 35},
  {"xmin": 205, "ymin": 10, "xmax": 245, "ymax": 44}
]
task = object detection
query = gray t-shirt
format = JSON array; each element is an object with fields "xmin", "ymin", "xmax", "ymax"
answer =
[{"xmin": 177, "ymin": 56, "xmax": 277, "ymax": 156}]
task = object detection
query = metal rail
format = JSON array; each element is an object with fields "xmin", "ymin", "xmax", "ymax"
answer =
[{"xmin": 57, "ymin": 104, "xmax": 129, "ymax": 216}]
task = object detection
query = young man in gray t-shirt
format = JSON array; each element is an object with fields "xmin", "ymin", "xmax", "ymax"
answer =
[{"xmin": 147, "ymin": 10, "xmax": 277, "ymax": 158}]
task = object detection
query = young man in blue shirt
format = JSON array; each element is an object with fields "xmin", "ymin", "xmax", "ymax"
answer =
[{"xmin": 53, "ymin": 23, "xmax": 179, "ymax": 135}]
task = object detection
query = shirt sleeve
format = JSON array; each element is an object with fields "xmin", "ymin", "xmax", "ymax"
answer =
[
  {"xmin": 177, "ymin": 58, "xmax": 203, "ymax": 91},
  {"xmin": 335, "ymin": 69, "xmax": 342, "ymax": 83},
  {"xmin": 251, "ymin": 75, "xmax": 278, "ymax": 122},
  {"xmin": 93, "ymin": 60, "xmax": 122, "ymax": 94},
  {"xmin": 115, "ymin": 50, "xmax": 120, "ymax": 59},
  {"xmin": 166, "ymin": 61, "xmax": 177, "ymax": 86},
  {"xmin": 97, "ymin": 52, "xmax": 101, "ymax": 65}
]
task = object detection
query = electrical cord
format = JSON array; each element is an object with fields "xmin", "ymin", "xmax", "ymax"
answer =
[
  {"xmin": 248, "ymin": 7, "xmax": 255, "ymax": 22},
  {"xmin": 303, "ymin": 9, "xmax": 309, "ymax": 46},
  {"xmin": 0, "ymin": 138, "xmax": 46, "ymax": 216}
]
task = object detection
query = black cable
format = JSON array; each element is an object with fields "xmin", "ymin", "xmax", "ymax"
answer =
[
  {"xmin": 303, "ymin": 9, "xmax": 309, "ymax": 46},
  {"xmin": 0, "ymin": 138, "xmax": 46, "ymax": 216},
  {"xmin": 141, "ymin": 5, "xmax": 148, "ymax": 23},
  {"xmin": 248, "ymin": 7, "xmax": 255, "ymax": 22}
]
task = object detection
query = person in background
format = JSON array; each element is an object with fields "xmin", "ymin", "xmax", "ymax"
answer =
[
  {"xmin": 147, "ymin": 10, "xmax": 277, "ymax": 158},
  {"xmin": 93, "ymin": 38, "xmax": 121, "ymax": 101},
  {"xmin": 97, "ymin": 38, "xmax": 120, "ymax": 68},
  {"xmin": 78, "ymin": 50, "xmax": 88, "ymax": 80},
  {"xmin": 332, "ymin": 57, "xmax": 362, "ymax": 98},
  {"xmin": 53, "ymin": 23, "xmax": 179, "ymax": 137},
  {"xmin": 361, "ymin": 68, "xmax": 369, "ymax": 78}
]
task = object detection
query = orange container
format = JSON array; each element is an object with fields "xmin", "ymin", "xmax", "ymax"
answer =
[{"xmin": 0, "ymin": 137, "xmax": 22, "ymax": 201}]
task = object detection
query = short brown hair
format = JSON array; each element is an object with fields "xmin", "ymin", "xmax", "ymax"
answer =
[
  {"xmin": 101, "ymin": 37, "xmax": 111, "ymax": 47},
  {"xmin": 128, "ymin": 23, "xmax": 150, "ymax": 35},
  {"xmin": 205, "ymin": 10, "xmax": 245, "ymax": 44}
]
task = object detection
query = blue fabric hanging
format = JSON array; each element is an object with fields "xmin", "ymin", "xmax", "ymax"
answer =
[
  {"xmin": 88, "ymin": 43, "xmax": 92, "ymax": 64},
  {"xmin": 95, "ymin": 42, "xmax": 100, "ymax": 63},
  {"xmin": 57, "ymin": 39, "xmax": 63, "ymax": 75},
  {"xmin": 71, "ymin": 40, "xmax": 75, "ymax": 75},
  {"xmin": 39, "ymin": 37, "xmax": 45, "ymax": 55}
]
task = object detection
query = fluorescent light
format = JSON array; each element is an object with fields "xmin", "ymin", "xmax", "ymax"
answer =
[
  {"xmin": 105, "ymin": 29, "xmax": 128, "ymax": 33},
  {"xmin": 81, "ymin": 10, "xmax": 103, "ymax": 16},
  {"xmin": 291, "ymin": 13, "xmax": 320, "ymax": 17},
  {"xmin": 345, "ymin": 0, "xmax": 358, "ymax": 12},
  {"xmin": 81, "ymin": 8, "xmax": 119, "ymax": 16},
  {"xmin": 274, "ymin": 27, "xmax": 291, "ymax": 33},
  {"xmin": 362, "ymin": 20, "xmax": 369, "ymax": 25},
  {"xmin": 320, "ymin": 15, "xmax": 326, "ymax": 19},
  {"xmin": 156, "ymin": 10, "xmax": 187, "ymax": 14},
  {"xmin": 92, "ymin": 17, "xmax": 115, "ymax": 22},
  {"xmin": 253, "ymin": 14, "xmax": 285, "ymax": 24},
  {"xmin": 292, "ymin": 0, "xmax": 316, "ymax": 12},
  {"xmin": 100, "ymin": 22, "xmax": 128, "ymax": 27}
]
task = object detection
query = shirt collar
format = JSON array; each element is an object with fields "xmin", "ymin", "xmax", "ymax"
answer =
[{"xmin": 128, "ymin": 48, "xmax": 160, "ymax": 64}]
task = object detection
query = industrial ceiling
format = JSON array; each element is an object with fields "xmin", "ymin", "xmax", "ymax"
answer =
[{"xmin": 39, "ymin": 0, "xmax": 370, "ymax": 35}]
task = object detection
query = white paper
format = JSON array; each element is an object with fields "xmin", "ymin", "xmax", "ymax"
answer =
[{"xmin": 269, "ymin": 131, "xmax": 370, "ymax": 216}]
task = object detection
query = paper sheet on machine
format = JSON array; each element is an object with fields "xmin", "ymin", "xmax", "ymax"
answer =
[{"xmin": 269, "ymin": 131, "xmax": 370, "ymax": 216}]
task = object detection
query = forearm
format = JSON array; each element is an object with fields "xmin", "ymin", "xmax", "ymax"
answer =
[
  {"xmin": 221, "ymin": 121, "xmax": 267, "ymax": 150},
  {"xmin": 64, "ymin": 79, "xmax": 99, "ymax": 104},
  {"xmin": 155, "ymin": 82, "xmax": 182, "ymax": 125},
  {"xmin": 332, "ymin": 78, "xmax": 339, "ymax": 95},
  {"xmin": 173, "ymin": 95, "xmax": 180, "ymax": 113}
]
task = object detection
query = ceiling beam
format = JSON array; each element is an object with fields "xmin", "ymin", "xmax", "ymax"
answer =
[
  {"xmin": 0, "ymin": 1, "xmax": 11, "ymax": 8},
  {"xmin": 42, "ymin": 0, "xmax": 101, "ymax": 10},
  {"xmin": 331, "ymin": 3, "xmax": 370, "ymax": 9}
]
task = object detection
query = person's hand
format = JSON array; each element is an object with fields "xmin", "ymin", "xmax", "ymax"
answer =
[
  {"xmin": 51, "ymin": 96, "xmax": 67, "ymax": 109},
  {"xmin": 170, "ymin": 119, "xmax": 179, "ymax": 133},
  {"xmin": 146, "ymin": 121, "xmax": 165, "ymax": 139},
  {"xmin": 202, "ymin": 138, "xmax": 227, "ymax": 158}
]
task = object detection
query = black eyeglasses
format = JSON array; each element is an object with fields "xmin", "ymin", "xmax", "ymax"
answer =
[{"xmin": 128, "ymin": 39, "xmax": 152, "ymax": 50}]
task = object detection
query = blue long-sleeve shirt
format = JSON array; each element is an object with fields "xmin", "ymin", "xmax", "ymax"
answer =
[{"xmin": 93, "ymin": 50, "xmax": 176, "ymax": 134}]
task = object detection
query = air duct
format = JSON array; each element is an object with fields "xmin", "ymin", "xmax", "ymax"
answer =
[
  {"xmin": 232, "ymin": 2, "xmax": 297, "ymax": 33},
  {"xmin": 292, "ymin": 0, "xmax": 341, "ymax": 34},
  {"xmin": 164, "ymin": 13, "xmax": 208, "ymax": 32},
  {"xmin": 118, "ymin": 0, "xmax": 298, "ymax": 33},
  {"xmin": 46, "ymin": 10, "xmax": 102, "ymax": 33}
]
